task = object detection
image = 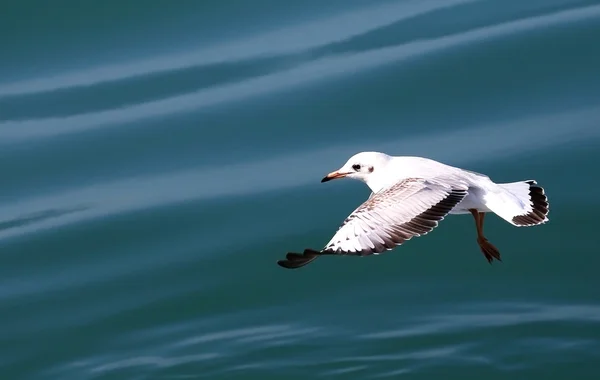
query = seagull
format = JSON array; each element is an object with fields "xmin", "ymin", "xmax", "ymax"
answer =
[{"xmin": 277, "ymin": 152, "xmax": 549, "ymax": 269}]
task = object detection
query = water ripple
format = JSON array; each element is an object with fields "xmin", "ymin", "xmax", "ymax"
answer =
[
  {"xmin": 0, "ymin": 0, "xmax": 475, "ymax": 97},
  {"xmin": 2, "ymin": 1, "xmax": 600, "ymax": 379},
  {"xmin": 2, "ymin": 3, "xmax": 599, "ymax": 140},
  {"xmin": 0, "ymin": 105, "xmax": 598, "ymax": 243},
  {"xmin": 41, "ymin": 299, "xmax": 600, "ymax": 379},
  {"xmin": 361, "ymin": 304, "xmax": 600, "ymax": 340},
  {"xmin": 89, "ymin": 353, "xmax": 221, "ymax": 374}
]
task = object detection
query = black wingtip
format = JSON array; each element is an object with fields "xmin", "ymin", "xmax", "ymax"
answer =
[
  {"xmin": 276, "ymin": 259, "xmax": 302, "ymax": 269},
  {"xmin": 277, "ymin": 249, "xmax": 321, "ymax": 269}
]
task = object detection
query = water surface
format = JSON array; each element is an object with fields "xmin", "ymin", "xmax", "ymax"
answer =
[{"xmin": 1, "ymin": 0, "xmax": 600, "ymax": 379}]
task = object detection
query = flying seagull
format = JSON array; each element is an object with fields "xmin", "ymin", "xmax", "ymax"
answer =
[{"xmin": 277, "ymin": 152, "xmax": 549, "ymax": 269}]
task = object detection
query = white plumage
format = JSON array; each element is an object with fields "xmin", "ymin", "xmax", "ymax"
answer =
[{"xmin": 278, "ymin": 152, "xmax": 549, "ymax": 269}]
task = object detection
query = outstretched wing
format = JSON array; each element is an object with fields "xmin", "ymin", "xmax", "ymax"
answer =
[
  {"xmin": 321, "ymin": 177, "xmax": 468, "ymax": 256},
  {"xmin": 277, "ymin": 177, "xmax": 469, "ymax": 269}
]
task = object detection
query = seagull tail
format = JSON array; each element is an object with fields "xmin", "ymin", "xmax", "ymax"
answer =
[
  {"xmin": 277, "ymin": 249, "xmax": 321, "ymax": 269},
  {"xmin": 490, "ymin": 180, "xmax": 549, "ymax": 227}
]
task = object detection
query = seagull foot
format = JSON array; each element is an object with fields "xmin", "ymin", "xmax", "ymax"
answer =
[{"xmin": 477, "ymin": 237, "xmax": 502, "ymax": 264}]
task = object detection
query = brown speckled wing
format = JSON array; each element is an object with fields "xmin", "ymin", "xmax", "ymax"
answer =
[{"xmin": 321, "ymin": 177, "xmax": 468, "ymax": 256}]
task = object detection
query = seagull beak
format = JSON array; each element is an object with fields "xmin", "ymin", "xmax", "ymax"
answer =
[{"xmin": 321, "ymin": 170, "xmax": 347, "ymax": 183}]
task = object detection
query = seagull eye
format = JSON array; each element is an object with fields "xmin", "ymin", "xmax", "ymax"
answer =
[{"xmin": 352, "ymin": 164, "xmax": 361, "ymax": 171}]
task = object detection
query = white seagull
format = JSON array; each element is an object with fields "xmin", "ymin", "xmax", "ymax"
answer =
[{"xmin": 277, "ymin": 152, "xmax": 549, "ymax": 269}]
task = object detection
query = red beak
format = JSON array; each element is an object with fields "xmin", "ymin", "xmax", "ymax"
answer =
[{"xmin": 321, "ymin": 170, "xmax": 348, "ymax": 183}]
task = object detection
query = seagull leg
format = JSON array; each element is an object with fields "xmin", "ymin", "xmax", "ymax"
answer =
[{"xmin": 469, "ymin": 209, "xmax": 501, "ymax": 263}]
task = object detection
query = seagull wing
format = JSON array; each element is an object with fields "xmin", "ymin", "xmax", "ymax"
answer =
[
  {"xmin": 278, "ymin": 177, "xmax": 468, "ymax": 269},
  {"xmin": 322, "ymin": 177, "xmax": 468, "ymax": 255}
]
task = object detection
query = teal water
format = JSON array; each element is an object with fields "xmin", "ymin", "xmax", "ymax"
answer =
[{"xmin": 2, "ymin": 0, "xmax": 600, "ymax": 379}]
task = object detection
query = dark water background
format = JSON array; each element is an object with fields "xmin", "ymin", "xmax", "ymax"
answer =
[{"xmin": 1, "ymin": 0, "xmax": 600, "ymax": 379}]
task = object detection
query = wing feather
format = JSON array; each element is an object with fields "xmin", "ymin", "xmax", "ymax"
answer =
[{"xmin": 322, "ymin": 177, "xmax": 468, "ymax": 256}]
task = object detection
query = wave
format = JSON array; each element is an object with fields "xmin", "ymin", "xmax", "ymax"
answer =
[
  {"xmin": 1, "ymin": 105, "xmax": 598, "ymax": 243},
  {"xmin": 47, "ymin": 301, "xmax": 600, "ymax": 378},
  {"xmin": 1, "ymin": 3, "xmax": 599, "ymax": 141},
  {"xmin": 0, "ymin": 0, "xmax": 475, "ymax": 97}
]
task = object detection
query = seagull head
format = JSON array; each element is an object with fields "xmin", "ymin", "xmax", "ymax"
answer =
[{"xmin": 321, "ymin": 151, "xmax": 392, "ymax": 191}]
